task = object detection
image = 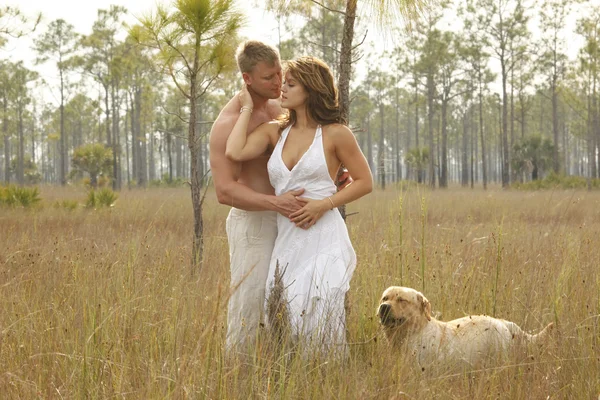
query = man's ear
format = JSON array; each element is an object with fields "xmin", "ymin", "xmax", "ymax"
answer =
[
  {"xmin": 417, "ymin": 293, "xmax": 431, "ymax": 321},
  {"xmin": 242, "ymin": 72, "xmax": 251, "ymax": 85}
]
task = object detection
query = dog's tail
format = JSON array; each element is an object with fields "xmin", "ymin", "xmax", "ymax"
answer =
[
  {"xmin": 505, "ymin": 321, "xmax": 554, "ymax": 344},
  {"xmin": 530, "ymin": 322, "xmax": 554, "ymax": 345}
]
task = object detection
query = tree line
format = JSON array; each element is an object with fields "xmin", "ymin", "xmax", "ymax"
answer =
[{"xmin": 1, "ymin": 0, "xmax": 599, "ymax": 191}]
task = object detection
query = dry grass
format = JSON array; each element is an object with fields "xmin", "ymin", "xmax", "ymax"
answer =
[{"xmin": 1, "ymin": 185, "xmax": 599, "ymax": 399}]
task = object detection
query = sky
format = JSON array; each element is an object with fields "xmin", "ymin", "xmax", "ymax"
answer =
[
  {"xmin": 3, "ymin": 0, "xmax": 592, "ymax": 108},
  {"xmin": 3, "ymin": 0, "xmax": 285, "ymax": 107},
  {"xmin": 4, "ymin": 0, "xmax": 281, "ymax": 65}
]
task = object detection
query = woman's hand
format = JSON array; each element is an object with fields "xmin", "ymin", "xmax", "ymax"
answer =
[
  {"xmin": 289, "ymin": 197, "xmax": 331, "ymax": 229},
  {"xmin": 238, "ymin": 84, "xmax": 254, "ymax": 109}
]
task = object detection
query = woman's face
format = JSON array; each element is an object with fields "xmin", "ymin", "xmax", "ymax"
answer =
[{"xmin": 281, "ymin": 71, "xmax": 308, "ymax": 110}]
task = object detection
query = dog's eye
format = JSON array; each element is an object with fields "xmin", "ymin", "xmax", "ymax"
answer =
[{"xmin": 382, "ymin": 296, "xmax": 388, "ymax": 302}]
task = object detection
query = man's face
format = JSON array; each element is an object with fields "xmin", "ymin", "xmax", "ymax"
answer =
[{"xmin": 244, "ymin": 60, "xmax": 282, "ymax": 100}]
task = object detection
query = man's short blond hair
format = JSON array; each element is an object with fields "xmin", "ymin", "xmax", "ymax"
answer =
[{"xmin": 236, "ymin": 40, "xmax": 280, "ymax": 73}]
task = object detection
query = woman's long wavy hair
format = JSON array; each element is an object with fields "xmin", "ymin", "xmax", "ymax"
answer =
[{"xmin": 279, "ymin": 56, "xmax": 346, "ymax": 130}]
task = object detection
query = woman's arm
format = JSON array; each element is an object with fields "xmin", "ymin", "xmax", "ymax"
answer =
[
  {"xmin": 290, "ymin": 124, "xmax": 373, "ymax": 228},
  {"xmin": 326, "ymin": 125, "xmax": 373, "ymax": 207},
  {"xmin": 225, "ymin": 86, "xmax": 276, "ymax": 162}
]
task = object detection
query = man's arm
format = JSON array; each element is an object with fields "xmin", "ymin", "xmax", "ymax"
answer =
[{"xmin": 209, "ymin": 116, "xmax": 303, "ymax": 215}]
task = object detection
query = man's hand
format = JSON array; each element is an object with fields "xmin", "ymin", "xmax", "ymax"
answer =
[
  {"xmin": 336, "ymin": 167, "xmax": 353, "ymax": 190},
  {"xmin": 273, "ymin": 188, "xmax": 305, "ymax": 217}
]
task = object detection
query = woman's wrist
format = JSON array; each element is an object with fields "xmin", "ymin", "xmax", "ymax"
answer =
[{"xmin": 325, "ymin": 196, "xmax": 336, "ymax": 210}]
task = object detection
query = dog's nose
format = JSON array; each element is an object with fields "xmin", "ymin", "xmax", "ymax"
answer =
[{"xmin": 378, "ymin": 303, "xmax": 391, "ymax": 318}]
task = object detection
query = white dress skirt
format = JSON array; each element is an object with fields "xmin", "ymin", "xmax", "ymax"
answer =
[{"xmin": 265, "ymin": 124, "xmax": 357, "ymax": 355}]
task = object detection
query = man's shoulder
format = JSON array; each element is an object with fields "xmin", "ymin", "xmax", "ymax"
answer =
[
  {"xmin": 212, "ymin": 109, "xmax": 239, "ymax": 130},
  {"xmin": 212, "ymin": 96, "xmax": 240, "ymax": 124}
]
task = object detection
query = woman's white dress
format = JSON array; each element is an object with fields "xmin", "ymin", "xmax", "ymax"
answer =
[{"xmin": 266, "ymin": 124, "xmax": 357, "ymax": 353}]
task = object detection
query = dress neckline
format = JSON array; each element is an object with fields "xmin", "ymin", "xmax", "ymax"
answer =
[{"xmin": 280, "ymin": 124, "xmax": 321, "ymax": 172}]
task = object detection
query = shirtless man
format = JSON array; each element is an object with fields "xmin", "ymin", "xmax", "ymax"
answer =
[{"xmin": 209, "ymin": 41, "xmax": 304, "ymax": 351}]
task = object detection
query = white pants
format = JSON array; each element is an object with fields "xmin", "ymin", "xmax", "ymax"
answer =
[{"xmin": 225, "ymin": 208, "xmax": 277, "ymax": 352}]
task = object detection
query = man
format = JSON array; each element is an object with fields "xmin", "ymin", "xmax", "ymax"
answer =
[{"xmin": 209, "ymin": 41, "xmax": 303, "ymax": 351}]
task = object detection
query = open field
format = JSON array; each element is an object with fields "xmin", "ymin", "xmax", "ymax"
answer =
[{"xmin": 1, "ymin": 186, "xmax": 599, "ymax": 399}]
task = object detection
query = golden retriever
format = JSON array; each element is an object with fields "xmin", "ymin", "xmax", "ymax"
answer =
[{"xmin": 377, "ymin": 286, "xmax": 554, "ymax": 372}]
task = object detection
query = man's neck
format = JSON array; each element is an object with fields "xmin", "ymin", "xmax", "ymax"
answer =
[{"xmin": 249, "ymin": 91, "xmax": 269, "ymax": 113}]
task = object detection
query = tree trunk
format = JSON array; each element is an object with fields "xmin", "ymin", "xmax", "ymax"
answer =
[
  {"xmin": 427, "ymin": 72, "xmax": 435, "ymax": 188},
  {"xmin": 462, "ymin": 111, "xmax": 469, "ymax": 187},
  {"xmin": 520, "ymin": 92, "xmax": 526, "ymax": 139},
  {"xmin": 552, "ymin": 78, "xmax": 559, "ymax": 174},
  {"xmin": 31, "ymin": 108, "xmax": 35, "ymax": 165},
  {"xmin": 395, "ymin": 87, "xmax": 401, "ymax": 182},
  {"xmin": 415, "ymin": 92, "xmax": 422, "ymax": 183},
  {"xmin": 592, "ymin": 76, "xmax": 598, "ymax": 179},
  {"xmin": 104, "ymin": 83, "xmax": 111, "ymax": 186},
  {"xmin": 196, "ymin": 100, "xmax": 204, "ymax": 186},
  {"xmin": 405, "ymin": 103, "xmax": 412, "ymax": 181},
  {"xmin": 532, "ymin": 162, "xmax": 538, "ymax": 181},
  {"xmin": 149, "ymin": 121, "xmax": 156, "ymax": 182},
  {"xmin": 440, "ymin": 99, "xmax": 448, "ymax": 188},
  {"xmin": 167, "ymin": 126, "xmax": 173, "ymax": 183},
  {"xmin": 3, "ymin": 92, "xmax": 9, "ymax": 184},
  {"xmin": 141, "ymin": 118, "xmax": 148, "ymax": 187},
  {"xmin": 338, "ymin": 0, "xmax": 356, "ymax": 123},
  {"xmin": 59, "ymin": 70, "xmax": 67, "ymax": 186},
  {"xmin": 130, "ymin": 93, "xmax": 137, "ymax": 186},
  {"xmin": 125, "ymin": 106, "xmax": 131, "ymax": 188},
  {"xmin": 134, "ymin": 87, "xmax": 144, "ymax": 186},
  {"xmin": 90, "ymin": 173, "xmax": 98, "ymax": 189},
  {"xmin": 501, "ymin": 64, "xmax": 510, "ymax": 188},
  {"xmin": 470, "ymin": 107, "xmax": 475, "ymax": 189},
  {"xmin": 378, "ymin": 102, "xmax": 385, "ymax": 189},
  {"xmin": 111, "ymin": 81, "xmax": 121, "ymax": 190},
  {"xmin": 479, "ymin": 80, "xmax": 487, "ymax": 190},
  {"xmin": 336, "ymin": 0, "xmax": 357, "ymax": 222},
  {"xmin": 176, "ymin": 135, "xmax": 183, "ymax": 179},
  {"xmin": 17, "ymin": 107, "xmax": 24, "ymax": 185},
  {"xmin": 189, "ymin": 48, "xmax": 203, "ymax": 270}
]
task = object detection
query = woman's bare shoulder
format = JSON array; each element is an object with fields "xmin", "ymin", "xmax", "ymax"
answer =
[
  {"xmin": 322, "ymin": 123, "xmax": 353, "ymax": 137},
  {"xmin": 253, "ymin": 120, "xmax": 281, "ymax": 144},
  {"xmin": 257, "ymin": 120, "xmax": 281, "ymax": 132}
]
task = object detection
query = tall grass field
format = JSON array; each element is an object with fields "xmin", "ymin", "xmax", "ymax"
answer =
[{"xmin": 1, "ymin": 186, "xmax": 599, "ymax": 398}]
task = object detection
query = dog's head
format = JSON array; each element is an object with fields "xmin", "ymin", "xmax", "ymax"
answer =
[{"xmin": 377, "ymin": 286, "xmax": 432, "ymax": 331}]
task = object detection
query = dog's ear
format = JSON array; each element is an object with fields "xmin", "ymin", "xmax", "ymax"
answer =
[{"xmin": 417, "ymin": 293, "xmax": 432, "ymax": 321}]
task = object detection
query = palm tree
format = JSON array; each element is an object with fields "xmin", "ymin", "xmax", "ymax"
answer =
[
  {"xmin": 133, "ymin": 0, "xmax": 243, "ymax": 269},
  {"xmin": 405, "ymin": 147, "xmax": 429, "ymax": 182},
  {"xmin": 512, "ymin": 135, "xmax": 554, "ymax": 181}
]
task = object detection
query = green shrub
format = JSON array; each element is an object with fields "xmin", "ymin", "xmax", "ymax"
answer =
[
  {"xmin": 86, "ymin": 188, "xmax": 118, "ymax": 208},
  {"xmin": 0, "ymin": 185, "xmax": 42, "ymax": 208},
  {"xmin": 513, "ymin": 173, "xmax": 600, "ymax": 190},
  {"xmin": 53, "ymin": 199, "xmax": 79, "ymax": 211},
  {"xmin": 149, "ymin": 174, "xmax": 186, "ymax": 188}
]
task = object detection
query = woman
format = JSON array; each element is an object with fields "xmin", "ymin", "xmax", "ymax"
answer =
[{"xmin": 225, "ymin": 56, "xmax": 372, "ymax": 355}]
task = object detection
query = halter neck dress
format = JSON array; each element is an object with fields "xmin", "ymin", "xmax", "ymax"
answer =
[{"xmin": 266, "ymin": 124, "xmax": 357, "ymax": 353}]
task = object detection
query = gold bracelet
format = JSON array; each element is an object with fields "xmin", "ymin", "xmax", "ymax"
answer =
[
  {"xmin": 327, "ymin": 196, "xmax": 335, "ymax": 210},
  {"xmin": 240, "ymin": 106, "xmax": 253, "ymax": 114}
]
